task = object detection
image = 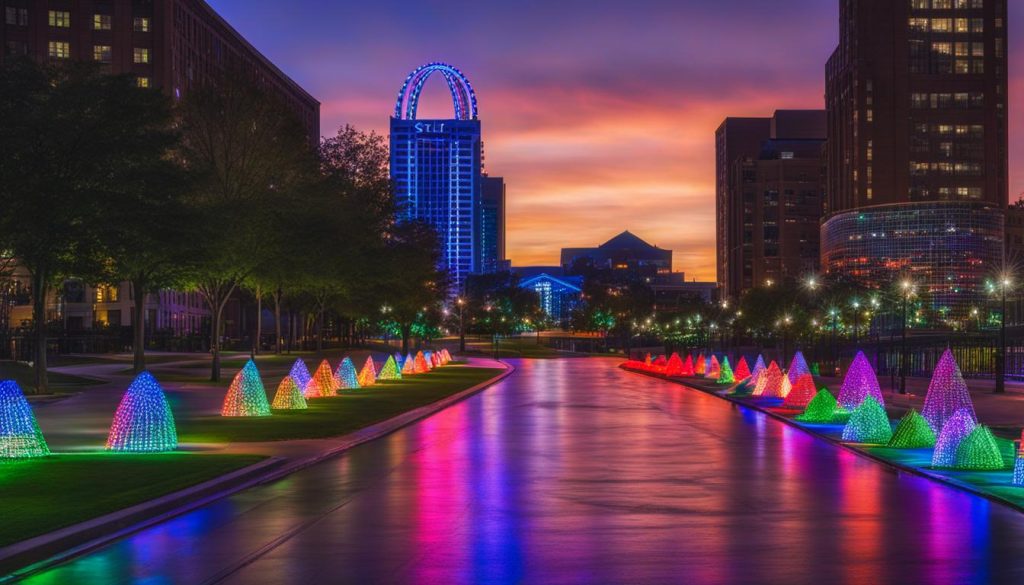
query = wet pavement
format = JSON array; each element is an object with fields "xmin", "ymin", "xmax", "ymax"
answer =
[{"xmin": 16, "ymin": 358, "xmax": 1024, "ymax": 584}]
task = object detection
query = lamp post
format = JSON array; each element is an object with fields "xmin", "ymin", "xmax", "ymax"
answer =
[
  {"xmin": 780, "ymin": 314, "xmax": 792, "ymax": 367},
  {"xmin": 829, "ymin": 308, "xmax": 838, "ymax": 374},
  {"xmin": 851, "ymin": 299, "xmax": 860, "ymax": 347},
  {"xmin": 456, "ymin": 297, "xmax": 466, "ymax": 353},
  {"xmin": 995, "ymin": 276, "xmax": 1012, "ymax": 394},
  {"xmin": 899, "ymin": 280, "xmax": 914, "ymax": 395}
]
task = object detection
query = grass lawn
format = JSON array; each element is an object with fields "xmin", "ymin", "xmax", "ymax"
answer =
[
  {"xmin": 466, "ymin": 339, "xmax": 566, "ymax": 359},
  {"xmin": 0, "ymin": 453, "xmax": 264, "ymax": 548},
  {"xmin": 178, "ymin": 366, "xmax": 504, "ymax": 443},
  {"xmin": 0, "ymin": 361, "xmax": 103, "ymax": 394}
]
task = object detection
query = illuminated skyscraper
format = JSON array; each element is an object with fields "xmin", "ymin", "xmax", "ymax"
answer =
[{"xmin": 390, "ymin": 62, "xmax": 482, "ymax": 292}]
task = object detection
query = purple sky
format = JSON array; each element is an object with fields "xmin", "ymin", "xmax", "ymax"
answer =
[{"xmin": 208, "ymin": 0, "xmax": 1023, "ymax": 280}]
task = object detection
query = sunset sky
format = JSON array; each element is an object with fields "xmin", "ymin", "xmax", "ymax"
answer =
[{"xmin": 210, "ymin": 0, "xmax": 1023, "ymax": 281}]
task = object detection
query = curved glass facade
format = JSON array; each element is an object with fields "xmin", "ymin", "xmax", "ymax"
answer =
[{"xmin": 821, "ymin": 202, "xmax": 1004, "ymax": 320}]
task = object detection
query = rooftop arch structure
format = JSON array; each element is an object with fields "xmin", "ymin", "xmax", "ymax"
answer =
[{"xmin": 393, "ymin": 62, "xmax": 478, "ymax": 121}]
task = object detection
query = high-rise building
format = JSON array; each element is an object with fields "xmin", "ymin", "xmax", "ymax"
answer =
[
  {"xmin": 562, "ymin": 231, "xmax": 672, "ymax": 282},
  {"xmin": 480, "ymin": 175, "xmax": 507, "ymax": 273},
  {"xmin": 822, "ymin": 0, "xmax": 1008, "ymax": 321},
  {"xmin": 0, "ymin": 0, "xmax": 320, "ymax": 144},
  {"xmin": 716, "ymin": 111, "xmax": 827, "ymax": 300},
  {"xmin": 390, "ymin": 62, "xmax": 483, "ymax": 293}
]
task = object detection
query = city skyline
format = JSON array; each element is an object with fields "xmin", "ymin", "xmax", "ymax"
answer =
[{"xmin": 207, "ymin": 0, "xmax": 1024, "ymax": 280}]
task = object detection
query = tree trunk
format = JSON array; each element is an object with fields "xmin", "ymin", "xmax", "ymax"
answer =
[
  {"xmin": 254, "ymin": 286, "xmax": 262, "ymax": 357},
  {"xmin": 210, "ymin": 301, "xmax": 222, "ymax": 381},
  {"xmin": 273, "ymin": 287, "xmax": 282, "ymax": 355},
  {"xmin": 30, "ymin": 269, "xmax": 49, "ymax": 395},
  {"xmin": 316, "ymin": 304, "xmax": 324, "ymax": 352},
  {"xmin": 401, "ymin": 324, "xmax": 411, "ymax": 355},
  {"xmin": 131, "ymin": 276, "xmax": 147, "ymax": 373}
]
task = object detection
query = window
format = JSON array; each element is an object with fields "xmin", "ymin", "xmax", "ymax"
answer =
[
  {"xmin": 136, "ymin": 76, "xmax": 150, "ymax": 88},
  {"xmin": 5, "ymin": 6, "xmax": 28, "ymax": 26},
  {"xmin": 970, "ymin": 19, "xmax": 983, "ymax": 33},
  {"xmin": 48, "ymin": 10, "xmax": 70, "ymax": 28},
  {"xmin": 5, "ymin": 40, "xmax": 27, "ymax": 56},
  {"xmin": 95, "ymin": 285, "xmax": 119, "ymax": 303},
  {"xmin": 93, "ymin": 14, "xmax": 111, "ymax": 30},
  {"xmin": 911, "ymin": 0, "xmax": 929, "ymax": 9},
  {"xmin": 133, "ymin": 47, "xmax": 150, "ymax": 64},
  {"xmin": 48, "ymin": 41, "xmax": 70, "ymax": 59},
  {"xmin": 133, "ymin": 16, "xmax": 150, "ymax": 32},
  {"xmin": 931, "ymin": 18, "xmax": 952, "ymax": 32},
  {"xmin": 93, "ymin": 45, "xmax": 112, "ymax": 63},
  {"xmin": 909, "ymin": 18, "xmax": 929, "ymax": 31},
  {"xmin": 932, "ymin": 0, "xmax": 951, "ymax": 7}
]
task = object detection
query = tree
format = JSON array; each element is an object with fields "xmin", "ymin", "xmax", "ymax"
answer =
[
  {"xmin": 375, "ymin": 221, "xmax": 447, "ymax": 354},
  {"xmin": 0, "ymin": 59, "xmax": 178, "ymax": 392},
  {"xmin": 178, "ymin": 70, "xmax": 317, "ymax": 381}
]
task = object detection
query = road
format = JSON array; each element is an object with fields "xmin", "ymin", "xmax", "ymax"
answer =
[{"xmin": 18, "ymin": 358, "xmax": 1024, "ymax": 584}]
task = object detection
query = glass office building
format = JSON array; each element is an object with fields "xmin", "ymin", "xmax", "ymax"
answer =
[
  {"xmin": 390, "ymin": 63, "xmax": 482, "ymax": 292},
  {"xmin": 821, "ymin": 201, "xmax": 1004, "ymax": 320}
]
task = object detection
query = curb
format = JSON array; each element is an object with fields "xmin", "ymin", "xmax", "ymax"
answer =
[
  {"xmin": 1, "ymin": 362, "xmax": 513, "ymax": 581},
  {"xmin": 620, "ymin": 365, "xmax": 1024, "ymax": 516}
]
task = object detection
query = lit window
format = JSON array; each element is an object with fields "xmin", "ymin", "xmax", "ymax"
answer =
[
  {"xmin": 931, "ymin": 18, "xmax": 952, "ymax": 32},
  {"xmin": 93, "ymin": 45, "xmax": 112, "ymax": 63},
  {"xmin": 136, "ymin": 76, "xmax": 150, "ymax": 88},
  {"xmin": 48, "ymin": 41, "xmax": 70, "ymax": 59},
  {"xmin": 133, "ymin": 17, "xmax": 150, "ymax": 33},
  {"xmin": 133, "ymin": 47, "xmax": 150, "ymax": 64},
  {"xmin": 93, "ymin": 14, "xmax": 111, "ymax": 30},
  {"xmin": 48, "ymin": 10, "xmax": 70, "ymax": 28}
]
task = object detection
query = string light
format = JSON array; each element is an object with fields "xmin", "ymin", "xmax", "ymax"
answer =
[
  {"xmin": 753, "ymin": 361, "xmax": 784, "ymax": 397},
  {"xmin": 779, "ymin": 375, "xmax": 792, "ymax": 398},
  {"xmin": 841, "ymin": 397, "xmax": 893, "ymax": 444},
  {"xmin": 694, "ymin": 353, "xmax": 706, "ymax": 375},
  {"xmin": 402, "ymin": 353, "xmax": 416, "ymax": 375},
  {"xmin": 221, "ymin": 359, "xmax": 271, "ymax": 417},
  {"xmin": 665, "ymin": 353, "xmax": 684, "ymax": 376},
  {"xmin": 782, "ymin": 374, "xmax": 818, "ymax": 409},
  {"xmin": 306, "ymin": 360, "xmax": 339, "ymax": 398},
  {"xmin": 288, "ymin": 359, "xmax": 312, "ymax": 394},
  {"xmin": 644, "ymin": 353, "xmax": 653, "ymax": 367},
  {"xmin": 836, "ymin": 351, "xmax": 885, "ymax": 410},
  {"xmin": 706, "ymin": 355, "xmax": 721, "ymax": 380},
  {"xmin": 787, "ymin": 351, "xmax": 810, "ymax": 384},
  {"xmin": 441, "ymin": 349, "xmax": 453, "ymax": 364},
  {"xmin": 358, "ymin": 356, "xmax": 378, "ymax": 386},
  {"xmin": 0, "ymin": 380, "xmax": 49, "ymax": 458},
  {"xmin": 717, "ymin": 357, "xmax": 735, "ymax": 384},
  {"xmin": 931, "ymin": 408, "xmax": 976, "ymax": 468},
  {"xmin": 394, "ymin": 353, "xmax": 406, "ymax": 371},
  {"xmin": 335, "ymin": 357, "xmax": 360, "ymax": 390},
  {"xmin": 796, "ymin": 390, "xmax": 839, "ymax": 423},
  {"xmin": 379, "ymin": 355, "xmax": 402, "ymax": 380},
  {"xmin": 734, "ymin": 357, "xmax": 751, "ymax": 381},
  {"xmin": 106, "ymin": 371, "xmax": 177, "ymax": 452},
  {"xmin": 887, "ymin": 410, "xmax": 936, "ymax": 448},
  {"xmin": 748, "ymin": 355, "xmax": 766, "ymax": 385},
  {"xmin": 271, "ymin": 375, "xmax": 307, "ymax": 410},
  {"xmin": 922, "ymin": 349, "xmax": 977, "ymax": 435},
  {"xmin": 414, "ymin": 351, "xmax": 430, "ymax": 373},
  {"xmin": 953, "ymin": 425, "xmax": 1005, "ymax": 471},
  {"xmin": 423, "ymin": 351, "xmax": 435, "ymax": 371}
]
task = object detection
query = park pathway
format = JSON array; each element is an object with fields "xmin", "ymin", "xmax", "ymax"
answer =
[{"xmin": 18, "ymin": 358, "xmax": 1024, "ymax": 584}]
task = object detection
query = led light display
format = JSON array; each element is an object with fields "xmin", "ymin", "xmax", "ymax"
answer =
[
  {"xmin": 841, "ymin": 397, "xmax": 892, "ymax": 444},
  {"xmin": 106, "ymin": 371, "xmax": 177, "ymax": 452},
  {"xmin": 836, "ymin": 351, "xmax": 885, "ymax": 410},
  {"xmin": 717, "ymin": 357, "xmax": 735, "ymax": 384},
  {"xmin": 734, "ymin": 357, "xmax": 751, "ymax": 381},
  {"xmin": 694, "ymin": 353, "xmax": 706, "ymax": 375},
  {"xmin": 1014, "ymin": 434, "xmax": 1024, "ymax": 486},
  {"xmin": 665, "ymin": 353, "xmax": 684, "ymax": 376},
  {"xmin": 782, "ymin": 374, "xmax": 818, "ymax": 409},
  {"xmin": 415, "ymin": 351, "xmax": 430, "ymax": 373},
  {"xmin": 379, "ymin": 355, "xmax": 402, "ymax": 380},
  {"xmin": 887, "ymin": 410, "xmax": 936, "ymax": 449},
  {"xmin": 753, "ymin": 361, "xmax": 784, "ymax": 397},
  {"xmin": 681, "ymin": 354, "xmax": 695, "ymax": 376},
  {"xmin": 795, "ymin": 390, "xmax": 838, "ymax": 423},
  {"xmin": 402, "ymin": 353, "xmax": 416, "ymax": 375},
  {"xmin": 306, "ymin": 359, "xmax": 339, "ymax": 398},
  {"xmin": 221, "ymin": 360, "xmax": 271, "ymax": 417},
  {"xmin": 644, "ymin": 353, "xmax": 652, "ymax": 367},
  {"xmin": 787, "ymin": 351, "xmax": 810, "ymax": 384},
  {"xmin": 0, "ymin": 380, "xmax": 50, "ymax": 458},
  {"xmin": 931, "ymin": 408, "xmax": 977, "ymax": 468},
  {"xmin": 288, "ymin": 359, "xmax": 312, "ymax": 395},
  {"xmin": 358, "ymin": 356, "xmax": 378, "ymax": 387},
  {"xmin": 954, "ymin": 425, "xmax": 1005, "ymax": 471},
  {"xmin": 779, "ymin": 375, "xmax": 792, "ymax": 398},
  {"xmin": 706, "ymin": 355, "xmax": 721, "ymax": 380},
  {"xmin": 271, "ymin": 375, "xmax": 308, "ymax": 410},
  {"xmin": 335, "ymin": 357, "xmax": 361, "ymax": 390},
  {"xmin": 922, "ymin": 349, "xmax": 977, "ymax": 435},
  {"xmin": 424, "ymin": 351, "xmax": 436, "ymax": 370}
]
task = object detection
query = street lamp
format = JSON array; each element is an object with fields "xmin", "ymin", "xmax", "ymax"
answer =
[
  {"xmin": 899, "ymin": 280, "xmax": 915, "ymax": 395},
  {"xmin": 995, "ymin": 275, "xmax": 1012, "ymax": 394},
  {"xmin": 780, "ymin": 314, "xmax": 792, "ymax": 367},
  {"xmin": 829, "ymin": 308, "xmax": 839, "ymax": 375},
  {"xmin": 851, "ymin": 299, "xmax": 861, "ymax": 346},
  {"xmin": 456, "ymin": 297, "xmax": 467, "ymax": 353}
]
